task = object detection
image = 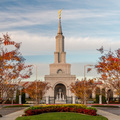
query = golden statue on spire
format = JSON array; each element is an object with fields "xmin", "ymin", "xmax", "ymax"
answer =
[{"xmin": 59, "ymin": 9, "xmax": 63, "ymax": 19}]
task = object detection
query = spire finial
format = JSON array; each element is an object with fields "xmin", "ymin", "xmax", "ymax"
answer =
[
  {"xmin": 59, "ymin": 9, "xmax": 63, "ymax": 19},
  {"xmin": 58, "ymin": 9, "xmax": 63, "ymax": 35}
]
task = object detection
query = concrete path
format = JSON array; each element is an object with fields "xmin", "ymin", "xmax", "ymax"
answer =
[
  {"xmin": 1, "ymin": 107, "xmax": 120, "ymax": 120},
  {"xmin": 0, "ymin": 108, "xmax": 25, "ymax": 120},
  {"xmin": 97, "ymin": 109, "xmax": 120, "ymax": 120},
  {"xmin": 97, "ymin": 107, "xmax": 120, "ymax": 116},
  {"xmin": 0, "ymin": 107, "xmax": 26, "ymax": 116}
]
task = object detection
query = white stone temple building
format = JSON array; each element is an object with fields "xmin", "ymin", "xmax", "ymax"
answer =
[
  {"xmin": 43, "ymin": 11, "xmax": 120, "ymax": 104},
  {"xmin": 44, "ymin": 11, "xmax": 76, "ymax": 103}
]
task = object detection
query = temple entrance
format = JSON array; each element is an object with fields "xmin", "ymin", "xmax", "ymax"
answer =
[{"xmin": 54, "ymin": 83, "xmax": 66, "ymax": 103}]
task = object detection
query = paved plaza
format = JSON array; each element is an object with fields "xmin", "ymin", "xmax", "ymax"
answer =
[
  {"xmin": 0, "ymin": 107, "xmax": 26, "ymax": 120},
  {"xmin": 97, "ymin": 107, "xmax": 120, "ymax": 116},
  {"xmin": 0, "ymin": 107, "xmax": 26, "ymax": 116},
  {"xmin": 97, "ymin": 109, "xmax": 120, "ymax": 120},
  {"xmin": 0, "ymin": 105, "xmax": 120, "ymax": 120}
]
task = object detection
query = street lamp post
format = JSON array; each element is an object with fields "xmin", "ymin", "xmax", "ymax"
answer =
[
  {"xmin": 84, "ymin": 64, "xmax": 93, "ymax": 104},
  {"xmin": 33, "ymin": 64, "xmax": 38, "ymax": 104},
  {"xmin": 18, "ymin": 86, "xmax": 23, "ymax": 104}
]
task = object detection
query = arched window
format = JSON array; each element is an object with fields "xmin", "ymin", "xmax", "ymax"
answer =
[{"xmin": 57, "ymin": 69, "xmax": 62, "ymax": 74}]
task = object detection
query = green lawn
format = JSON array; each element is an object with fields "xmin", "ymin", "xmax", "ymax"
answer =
[
  {"xmin": 3, "ymin": 105, "xmax": 30, "ymax": 108},
  {"xmin": 16, "ymin": 112, "xmax": 108, "ymax": 120},
  {"xmin": 91, "ymin": 105, "xmax": 119, "ymax": 108}
]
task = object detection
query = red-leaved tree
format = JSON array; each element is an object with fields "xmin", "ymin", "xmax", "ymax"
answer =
[
  {"xmin": 23, "ymin": 80, "xmax": 50, "ymax": 104},
  {"xmin": 70, "ymin": 79, "xmax": 96, "ymax": 104},
  {"xmin": 0, "ymin": 33, "xmax": 32, "ymax": 105},
  {"xmin": 96, "ymin": 47, "xmax": 120, "ymax": 98}
]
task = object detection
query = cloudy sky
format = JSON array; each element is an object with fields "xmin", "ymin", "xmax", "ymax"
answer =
[{"xmin": 0, "ymin": 0, "xmax": 120, "ymax": 81}]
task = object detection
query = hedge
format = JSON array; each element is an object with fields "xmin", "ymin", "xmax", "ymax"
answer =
[{"xmin": 24, "ymin": 104, "xmax": 97, "ymax": 116}]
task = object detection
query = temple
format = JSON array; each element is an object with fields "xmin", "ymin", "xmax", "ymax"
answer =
[{"xmin": 44, "ymin": 10, "xmax": 76, "ymax": 104}]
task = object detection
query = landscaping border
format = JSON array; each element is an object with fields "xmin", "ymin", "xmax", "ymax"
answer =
[{"xmin": 24, "ymin": 104, "xmax": 97, "ymax": 116}]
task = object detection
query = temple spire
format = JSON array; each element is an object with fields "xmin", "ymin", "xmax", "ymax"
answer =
[{"xmin": 57, "ymin": 9, "xmax": 63, "ymax": 35}]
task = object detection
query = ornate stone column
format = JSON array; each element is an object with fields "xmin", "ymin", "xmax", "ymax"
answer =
[
  {"xmin": 18, "ymin": 86, "xmax": 22, "ymax": 104},
  {"xmin": 56, "ymin": 94, "xmax": 58, "ymax": 100},
  {"xmin": 46, "ymin": 96, "xmax": 49, "ymax": 104},
  {"xmin": 59, "ymin": 92, "xmax": 61, "ymax": 100},
  {"xmin": 92, "ymin": 89, "xmax": 96, "ymax": 99},
  {"xmin": 63, "ymin": 95, "xmax": 64, "ymax": 100},
  {"xmin": 72, "ymin": 96, "xmax": 76, "ymax": 104}
]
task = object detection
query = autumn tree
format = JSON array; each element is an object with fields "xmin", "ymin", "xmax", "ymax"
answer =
[
  {"xmin": 24, "ymin": 80, "xmax": 50, "ymax": 104},
  {"xmin": 96, "ymin": 47, "xmax": 120, "ymax": 99},
  {"xmin": 70, "ymin": 79, "xmax": 96, "ymax": 104},
  {"xmin": 0, "ymin": 33, "xmax": 32, "ymax": 105},
  {"xmin": 113, "ymin": 80, "xmax": 120, "ymax": 96}
]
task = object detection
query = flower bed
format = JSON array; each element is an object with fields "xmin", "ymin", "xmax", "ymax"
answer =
[{"xmin": 24, "ymin": 104, "xmax": 97, "ymax": 116}]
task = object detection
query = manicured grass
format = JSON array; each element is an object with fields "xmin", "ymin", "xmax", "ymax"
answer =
[
  {"xmin": 91, "ymin": 105, "xmax": 119, "ymax": 108},
  {"xmin": 16, "ymin": 112, "xmax": 108, "ymax": 120},
  {"xmin": 3, "ymin": 105, "xmax": 30, "ymax": 108}
]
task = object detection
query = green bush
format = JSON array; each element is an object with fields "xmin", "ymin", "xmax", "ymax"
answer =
[
  {"xmin": 22, "ymin": 89, "xmax": 26, "ymax": 104},
  {"xmin": 25, "ymin": 104, "xmax": 97, "ymax": 112},
  {"xmin": 16, "ymin": 90, "xmax": 19, "ymax": 104},
  {"xmin": 87, "ymin": 107, "xmax": 97, "ymax": 111},
  {"xmin": 94, "ymin": 95, "xmax": 106, "ymax": 103},
  {"xmin": 102, "ymin": 95, "xmax": 106, "ymax": 103},
  {"xmin": 24, "ymin": 104, "xmax": 97, "ymax": 116},
  {"xmin": 94, "ymin": 94, "xmax": 99, "ymax": 103},
  {"xmin": 15, "ymin": 89, "xmax": 26, "ymax": 104}
]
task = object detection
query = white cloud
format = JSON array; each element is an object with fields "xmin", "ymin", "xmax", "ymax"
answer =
[
  {"xmin": 0, "ymin": 8, "xmax": 120, "ymax": 30},
  {"xmin": 0, "ymin": 10, "xmax": 58, "ymax": 29},
  {"xmin": 6, "ymin": 31, "xmax": 55, "ymax": 55},
  {"xmin": 1, "ymin": 31, "xmax": 119, "ymax": 56},
  {"xmin": 65, "ymin": 36, "xmax": 119, "ymax": 52}
]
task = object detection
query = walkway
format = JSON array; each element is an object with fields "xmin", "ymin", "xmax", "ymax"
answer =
[
  {"xmin": 97, "ymin": 109, "xmax": 120, "ymax": 120},
  {"xmin": 0, "ymin": 106, "xmax": 120, "ymax": 120},
  {"xmin": 0, "ymin": 108, "xmax": 26, "ymax": 120},
  {"xmin": 88, "ymin": 104, "xmax": 120, "ymax": 120}
]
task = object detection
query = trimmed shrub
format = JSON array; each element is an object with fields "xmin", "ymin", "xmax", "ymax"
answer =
[
  {"xmin": 95, "ymin": 94, "xmax": 99, "ymax": 103},
  {"xmin": 102, "ymin": 95, "xmax": 106, "ymax": 103},
  {"xmin": 22, "ymin": 89, "xmax": 26, "ymax": 104},
  {"xmin": 24, "ymin": 104, "xmax": 97, "ymax": 116},
  {"xmin": 25, "ymin": 104, "xmax": 87, "ymax": 111}
]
